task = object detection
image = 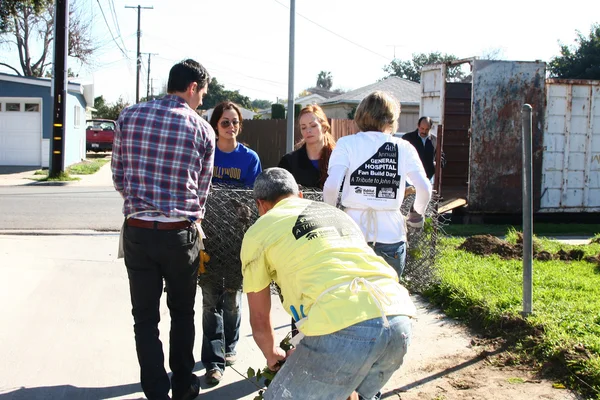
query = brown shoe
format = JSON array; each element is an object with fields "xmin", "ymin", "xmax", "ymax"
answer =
[{"xmin": 205, "ymin": 368, "xmax": 223, "ymax": 386}]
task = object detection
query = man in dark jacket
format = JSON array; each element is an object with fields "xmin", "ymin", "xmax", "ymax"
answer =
[{"xmin": 400, "ymin": 116, "xmax": 439, "ymax": 180}]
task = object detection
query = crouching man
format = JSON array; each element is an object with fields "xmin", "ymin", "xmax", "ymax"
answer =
[{"xmin": 241, "ymin": 168, "xmax": 416, "ymax": 400}]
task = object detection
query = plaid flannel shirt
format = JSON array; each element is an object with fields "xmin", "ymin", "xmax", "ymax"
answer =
[{"xmin": 112, "ymin": 95, "xmax": 215, "ymax": 220}]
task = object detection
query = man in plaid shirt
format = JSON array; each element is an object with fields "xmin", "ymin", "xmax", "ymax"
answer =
[{"xmin": 112, "ymin": 59, "xmax": 215, "ymax": 400}]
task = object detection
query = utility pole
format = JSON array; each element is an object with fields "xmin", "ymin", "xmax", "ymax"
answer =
[
  {"xmin": 286, "ymin": 0, "xmax": 295, "ymax": 153},
  {"xmin": 125, "ymin": 5, "xmax": 153, "ymax": 103},
  {"xmin": 142, "ymin": 52, "xmax": 158, "ymax": 100},
  {"xmin": 150, "ymin": 78, "xmax": 154, "ymax": 97},
  {"xmin": 50, "ymin": 0, "xmax": 69, "ymax": 177}
]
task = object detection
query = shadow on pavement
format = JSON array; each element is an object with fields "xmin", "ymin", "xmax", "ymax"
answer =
[
  {"xmin": 0, "ymin": 166, "xmax": 39, "ymax": 175},
  {"xmin": 0, "ymin": 382, "xmax": 142, "ymax": 400}
]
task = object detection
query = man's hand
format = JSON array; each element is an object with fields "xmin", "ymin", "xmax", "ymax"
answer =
[{"xmin": 266, "ymin": 347, "xmax": 287, "ymax": 371}]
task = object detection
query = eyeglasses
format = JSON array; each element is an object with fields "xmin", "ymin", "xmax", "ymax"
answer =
[{"xmin": 219, "ymin": 120, "xmax": 240, "ymax": 128}]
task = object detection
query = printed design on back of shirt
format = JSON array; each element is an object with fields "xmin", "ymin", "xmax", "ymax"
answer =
[
  {"xmin": 292, "ymin": 201, "xmax": 361, "ymax": 241},
  {"xmin": 349, "ymin": 142, "xmax": 401, "ymax": 199}
]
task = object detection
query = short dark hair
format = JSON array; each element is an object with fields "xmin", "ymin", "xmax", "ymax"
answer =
[
  {"xmin": 167, "ymin": 59, "xmax": 210, "ymax": 93},
  {"xmin": 418, "ymin": 116, "xmax": 433, "ymax": 127},
  {"xmin": 210, "ymin": 101, "xmax": 244, "ymax": 134}
]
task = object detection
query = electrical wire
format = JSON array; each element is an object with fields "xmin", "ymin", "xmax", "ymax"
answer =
[
  {"xmin": 273, "ymin": 0, "xmax": 392, "ymax": 62},
  {"xmin": 95, "ymin": 0, "xmax": 129, "ymax": 59}
]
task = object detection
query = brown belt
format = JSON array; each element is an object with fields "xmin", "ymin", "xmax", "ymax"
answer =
[{"xmin": 127, "ymin": 218, "xmax": 192, "ymax": 230}]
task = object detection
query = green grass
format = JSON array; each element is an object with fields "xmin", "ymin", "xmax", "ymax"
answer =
[
  {"xmin": 444, "ymin": 223, "xmax": 600, "ymax": 237},
  {"xmin": 30, "ymin": 171, "xmax": 80, "ymax": 182},
  {"xmin": 67, "ymin": 158, "xmax": 109, "ymax": 175},
  {"xmin": 426, "ymin": 236, "xmax": 600, "ymax": 398},
  {"xmin": 30, "ymin": 158, "xmax": 108, "ymax": 181}
]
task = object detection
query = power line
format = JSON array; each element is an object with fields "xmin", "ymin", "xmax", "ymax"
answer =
[
  {"xmin": 107, "ymin": 0, "xmax": 128, "ymax": 53},
  {"xmin": 95, "ymin": 0, "xmax": 129, "ymax": 59},
  {"xmin": 273, "ymin": 0, "xmax": 391, "ymax": 62}
]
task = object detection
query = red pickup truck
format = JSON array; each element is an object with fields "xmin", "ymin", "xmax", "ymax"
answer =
[{"xmin": 86, "ymin": 119, "xmax": 116, "ymax": 152}]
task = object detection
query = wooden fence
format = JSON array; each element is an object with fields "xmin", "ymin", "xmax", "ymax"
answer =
[{"xmin": 240, "ymin": 118, "xmax": 358, "ymax": 168}]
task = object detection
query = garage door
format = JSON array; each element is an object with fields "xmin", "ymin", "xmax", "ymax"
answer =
[{"xmin": 0, "ymin": 98, "xmax": 42, "ymax": 166}]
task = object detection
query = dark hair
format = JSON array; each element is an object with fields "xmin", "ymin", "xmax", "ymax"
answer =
[
  {"xmin": 418, "ymin": 116, "xmax": 433, "ymax": 127},
  {"xmin": 167, "ymin": 59, "xmax": 210, "ymax": 93},
  {"xmin": 209, "ymin": 101, "xmax": 244, "ymax": 136},
  {"xmin": 297, "ymin": 104, "xmax": 335, "ymax": 188}
]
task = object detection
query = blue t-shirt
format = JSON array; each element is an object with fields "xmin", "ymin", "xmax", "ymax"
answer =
[{"xmin": 212, "ymin": 143, "xmax": 262, "ymax": 187}]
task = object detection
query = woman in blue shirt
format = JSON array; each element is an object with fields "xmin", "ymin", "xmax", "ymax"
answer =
[
  {"xmin": 210, "ymin": 101, "xmax": 261, "ymax": 187},
  {"xmin": 201, "ymin": 101, "xmax": 262, "ymax": 385}
]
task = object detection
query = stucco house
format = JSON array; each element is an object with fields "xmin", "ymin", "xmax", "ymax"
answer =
[
  {"xmin": 0, "ymin": 73, "xmax": 93, "ymax": 167},
  {"xmin": 319, "ymin": 76, "xmax": 421, "ymax": 133}
]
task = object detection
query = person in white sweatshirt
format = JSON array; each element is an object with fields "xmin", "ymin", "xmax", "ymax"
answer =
[{"xmin": 323, "ymin": 91, "xmax": 432, "ymax": 277}]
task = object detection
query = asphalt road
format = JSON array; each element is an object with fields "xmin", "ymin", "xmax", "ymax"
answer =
[{"xmin": 0, "ymin": 185, "xmax": 123, "ymax": 230}]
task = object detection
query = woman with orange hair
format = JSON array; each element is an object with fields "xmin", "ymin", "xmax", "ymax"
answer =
[{"xmin": 278, "ymin": 104, "xmax": 335, "ymax": 189}]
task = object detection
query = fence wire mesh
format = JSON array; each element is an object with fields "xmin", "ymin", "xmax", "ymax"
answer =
[{"xmin": 198, "ymin": 183, "xmax": 446, "ymax": 294}]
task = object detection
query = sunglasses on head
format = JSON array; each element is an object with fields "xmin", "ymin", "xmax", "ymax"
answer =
[{"xmin": 219, "ymin": 120, "xmax": 240, "ymax": 128}]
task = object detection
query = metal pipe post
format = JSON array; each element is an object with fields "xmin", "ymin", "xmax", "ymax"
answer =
[
  {"xmin": 521, "ymin": 104, "xmax": 533, "ymax": 316},
  {"xmin": 286, "ymin": 0, "xmax": 296, "ymax": 153}
]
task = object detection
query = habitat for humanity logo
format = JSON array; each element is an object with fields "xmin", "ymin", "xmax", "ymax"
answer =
[{"xmin": 354, "ymin": 187, "xmax": 363, "ymax": 194}]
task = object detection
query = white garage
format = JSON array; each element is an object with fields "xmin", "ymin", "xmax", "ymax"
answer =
[{"xmin": 0, "ymin": 98, "xmax": 43, "ymax": 166}]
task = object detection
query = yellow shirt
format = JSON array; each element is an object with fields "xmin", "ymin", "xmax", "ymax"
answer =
[{"xmin": 241, "ymin": 197, "xmax": 416, "ymax": 336}]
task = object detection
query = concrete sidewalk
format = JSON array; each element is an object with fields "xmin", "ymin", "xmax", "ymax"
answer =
[
  {"xmin": 0, "ymin": 233, "xmax": 578, "ymax": 400},
  {"xmin": 0, "ymin": 157, "xmax": 113, "ymax": 187}
]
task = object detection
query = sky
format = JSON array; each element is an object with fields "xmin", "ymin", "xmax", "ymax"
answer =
[{"xmin": 1, "ymin": 0, "xmax": 599, "ymax": 106}]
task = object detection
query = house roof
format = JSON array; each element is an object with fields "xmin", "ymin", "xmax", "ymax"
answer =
[
  {"xmin": 305, "ymin": 87, "xmax": 340, "ymax": 99},
  {"xmin": 0, "ymin": 72, "xmax": 94, "ymax": 105},
  {"xmin": 320, "ymin": 76, "xmax": 420, "ymax": 106}
]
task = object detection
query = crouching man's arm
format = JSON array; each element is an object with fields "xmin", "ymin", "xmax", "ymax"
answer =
[{"xmin": 248, "ymin": 286, "xmax": 287, "ymax": 371}]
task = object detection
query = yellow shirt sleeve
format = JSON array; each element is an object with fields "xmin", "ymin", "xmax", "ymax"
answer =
[{"xmin": 241, "ymin": 230, "xmax": 272, "ymax": 293}]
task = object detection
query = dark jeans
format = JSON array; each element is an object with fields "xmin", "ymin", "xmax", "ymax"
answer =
[
  {"xmin": 201, "ymin": 283, "xmax": 242, "ymax": 373},
  {"xmin": 123, "ymin": 223, "xmax": 200, "ymax": 400}
]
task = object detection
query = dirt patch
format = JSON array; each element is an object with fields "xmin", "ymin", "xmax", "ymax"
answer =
[
  {"xmin": 458, "ymin": 235, "xmax": 589, "ymax": 262},
  {"xmin": 458, "ymin": 235, "xmax": 521, "ymax": 259},
  {"xmin": 381, "ymin": 296, "xmax": 580, "ymax": 400}
]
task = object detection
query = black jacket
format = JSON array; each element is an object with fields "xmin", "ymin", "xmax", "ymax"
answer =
[
  {"xmin": 402, "ymin": 129, "xmax": 437, "ymax": 179},
  {"xmin": 278, "ymin": 144, "xmax": 322, "ymax": 188}
]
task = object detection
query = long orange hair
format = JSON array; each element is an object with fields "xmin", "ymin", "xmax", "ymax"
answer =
[{"xmin": 297, "ymin": 104, "xmax": 336, "ymax": 188}]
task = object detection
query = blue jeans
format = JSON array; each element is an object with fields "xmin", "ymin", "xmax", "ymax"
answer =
[
  {"xmin": 200, "ymin": 284, "xmax": 242, "ymax": 373},
  {"xmin": 369, "ymin": 241, "xmax": 406, "ymax": 277},
  {"xmin": 265, "ymin": 315, "xmax": 412, "ymax": 400}
]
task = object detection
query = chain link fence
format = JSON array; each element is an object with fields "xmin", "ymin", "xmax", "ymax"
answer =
[{"xmin": 198, "ymin": 183, "xmax": 445, "ymax": 294}]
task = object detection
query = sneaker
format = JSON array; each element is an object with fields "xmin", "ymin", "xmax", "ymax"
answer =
[
  {"xmin": 225, "ymin": 353, "xmax": 237, "ymax": 366},
  {"xmin": 175, "ymin": 374, "xmax": 200, "ymax": 400},
  {"xmin": 205, "ymin": 368, "xmax": 223, "ymax": 386},
  {"xmin": 406, "ymin": 212, "xmax": 424, "ymax": 228}
]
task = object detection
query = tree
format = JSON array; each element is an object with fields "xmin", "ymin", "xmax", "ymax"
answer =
[
  {"xmin": 0, "ymin": 0, "xmax": 48, "ymax": 32},
  {"xmin": 383, "ymin": 52, "xmax": 465, "ymax": 83},
  {"xmin": 250, "ymin": 99, "xmax": 272, "ymax": 110},
  {"xmin": 316, "ymin": 71, "xmax": 333, "ymax": 90},
  {"xmin": 0, "ymin": 0, "xmax": 94, "ymax": 77},
  {"xmin": 549, "ymin": 24, "xmax": 600, "ymax": 79},
  {"xmin": 201, "ymin": 77, "xmax": 252, "ymax": 110},
  {"xmin": 93, "ymin": 96, "xmax": 130, "ymax": 121}
]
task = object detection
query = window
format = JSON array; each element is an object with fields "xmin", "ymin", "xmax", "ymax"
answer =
[
  {"xmin": 25, "ymin": 103, "xmax": 40, "ymax": 112},
  {"xmin": 6, "ymin": 103, "xmax": 21, "ymax": 112},
  {"xmin": 74, "ymin": 105, "xmax": 81, "ymax": 127}
]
